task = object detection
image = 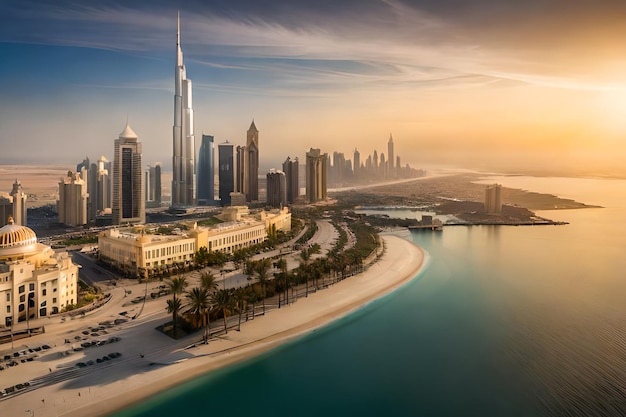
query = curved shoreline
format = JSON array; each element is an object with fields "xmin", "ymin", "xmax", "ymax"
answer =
[{"xmin": 3, "ymin": 234, "xmax": 426, "ymax": 417}]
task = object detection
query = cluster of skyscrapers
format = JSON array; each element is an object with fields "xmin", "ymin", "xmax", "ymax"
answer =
[
  {"xmin": 328, "ymin": 134, "xmax": 424, "ymax": 187},
  {"xmin": 52, "ymin": 14, "xmax": 424, "ymax": 227}
]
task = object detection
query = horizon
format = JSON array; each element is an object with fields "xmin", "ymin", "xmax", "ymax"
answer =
[{"xmin": 1, "ymin": 1, "xmax": 626, "ymax": 177}]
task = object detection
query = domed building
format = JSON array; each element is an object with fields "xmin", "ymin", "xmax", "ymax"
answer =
[{"xmin": 0, "ymin": 216, "xmax": 78, "ymax": 327}]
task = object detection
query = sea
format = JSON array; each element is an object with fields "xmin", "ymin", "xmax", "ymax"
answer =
[{"xmin": 111, "ymin": 176, "xmax": 626, "ymax": 417}]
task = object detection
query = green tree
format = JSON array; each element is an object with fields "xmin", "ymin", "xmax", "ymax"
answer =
[
  {"xmin": 299, "ymin": 248, "xmax": 312, "ymax": 297},
  {"xmin": 276, "ymin": 257, "xmax": 289, "ymax": 305},
  {"xmin": 194, "ymin": 246, "xmax": 210, "ymax": 268},
  {"xmin": 211, "ymin": 289, "xmax": 233, "ymax": 334},
  {"xmin": 185, "ymin": 287, "xmax": 210, "ymax": 342},
  {"xmin": 166, "ymin": 298, "xmax": 183, "ymax": 338},
  {"xmin": 233, "ymin": 287, "xmax": 248, "ymax": 330},
  {"xmin": 254, "ymin": 258, "xmax": 272, "ymax": 315},
  {"xmin": 200, "ymin": 272, "xmax": 218, "ymax": 341},
  {"xmin": 166, "ymin": 276, "xmax": 188, "ymax": 338}
]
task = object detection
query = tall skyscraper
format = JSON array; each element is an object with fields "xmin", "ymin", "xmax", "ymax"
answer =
[
  {"xmin": 305, "ymin": 148, "xmax": 327, "ymax": 203},
  {"xmin": 282, "ymin": 157, "xmax": 299, "ymax": 203},
  {"xmin": 387, "ymin": 133, "xmax": 394, "ymax": 174},
  {"xmin": 171, "ymin": 12, "xmax": 195, "ymax": 208},
  {"xmin": 353, "ymin": 148, "xmax": 360, "ymax": 177},
  {"xmin": 112, "ymin": 121, "xmax": 144, "ymax": 225},
  {"xmin": 373, "ymin": 150, "xmax": 379, "ymax": 173},
  {"xmin": 9, "ymin": 180, "xmax": 27, "ymax": 226},
  {"xmin": 235, "ymin": 145, "xmax": 246, "ymax": 195},
  {"xmin": 197, "ymin": 134, "xmax": 215, "ymax": 205},
  {"xmin": 58, "ymin": 172, "xmax": 88, "ymax": 226},
  {"xmin": 145, "ymin": 163, "xmax": 162, "ymax": 208},
  {"xmin": 0, "ymin": 180, "xmax": 27, "ymax": 227},
  {"xmin": 218, "ymin": 141, "xmax": 234, "ymax": 206},
  {"xmin": 266, "ymin": 170, "xmax": 287, "ymax": 208},
  {"xmin": 484, "ymin": 184, "xmax": 503, "ymax": 215},
  {"xmin": 95, "ymin": 156, "xmax": 111, "ymax": 214},
  {"xmin": 245, "ymin": 120, "xmax": 259, "ymax": 202}
]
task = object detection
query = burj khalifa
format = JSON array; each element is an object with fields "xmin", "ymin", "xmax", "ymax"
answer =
[{"xmin": 172, "ymin": 12, "xmax": 195, "ymax": 207}]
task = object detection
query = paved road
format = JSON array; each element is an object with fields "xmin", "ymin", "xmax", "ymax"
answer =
[{"xmin": 71, "ymin": 251, "xmax": 122, "ymax": 287}]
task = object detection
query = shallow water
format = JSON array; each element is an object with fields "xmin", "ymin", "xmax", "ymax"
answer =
[{"xmin": 112, "ymin": 177, "xmax": 626, "ymax": 417}]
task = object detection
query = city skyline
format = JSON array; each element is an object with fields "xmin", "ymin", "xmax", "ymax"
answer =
[{"xmin": 1, "ymin": 1, "xmax": 626, "ymax": 177}]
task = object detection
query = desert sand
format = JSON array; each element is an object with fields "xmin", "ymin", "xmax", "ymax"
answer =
[{"xmin": 1, "ymin": 234, "xmax": 426, "ymax": 417}]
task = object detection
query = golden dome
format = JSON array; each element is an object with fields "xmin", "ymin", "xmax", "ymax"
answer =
[{"xmin": 0, "ymin": 217, "xmax": 37, "ymax": 250}]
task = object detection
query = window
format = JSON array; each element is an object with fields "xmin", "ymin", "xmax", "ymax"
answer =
[
  {"xmin": 29, "ymin": 283, "xmax": 35, "ymax": 291},
  {"xmin": 53, "ymin": 288, "xmax": 57, "ymax": 292},
  {"xmin": 6, "ymin": 306, "xmax": 10, "ymax": 313},
  {"xmin": 42, "ymin": 289, "xmax": 47, "ymax": 296},
  {"xmin": 19, "ymin": 285, "xmax": 25, "ymax": 294},
  {"xmin": 53, "ymin": 297, "xmax": 57, "ymax": 303},
  {"xmin": 5, "ymin": 293, "xmax": 9, "ymax": 302},
  {"xmin": 20, "ymin": 294, "xmax": 25, "ymax": 303},
  {"xmin": 19, "ymin": 304, "xmax": 24, "ymax": 312}
]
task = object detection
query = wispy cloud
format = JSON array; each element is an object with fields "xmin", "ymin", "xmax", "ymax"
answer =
[{"xmin": 4, "ymin": 0, "xmax": 616, "ymax": 95}]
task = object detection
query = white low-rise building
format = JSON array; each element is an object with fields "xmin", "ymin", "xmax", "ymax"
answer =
[
  {"xmin": 98, "ymin": 207, "xmax": 292, "ymax": 275},
  {"xmin": 0, "ymin": 217, "xmax": 79, "ymax": 327}
]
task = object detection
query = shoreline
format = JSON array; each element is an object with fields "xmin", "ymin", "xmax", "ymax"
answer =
[{"xmin": 2, "ymin": 234, "xmax": 427, "ymax": 417}]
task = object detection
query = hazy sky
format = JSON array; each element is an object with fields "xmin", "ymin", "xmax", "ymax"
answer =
[{"xmin": 1, "ymin": 0, "xmax": 625, "ymax": 176}]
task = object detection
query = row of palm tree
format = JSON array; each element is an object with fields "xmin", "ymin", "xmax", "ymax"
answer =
[{"xmin": 166, "ymin": 272, "xmax": 261, "ymax": 340}]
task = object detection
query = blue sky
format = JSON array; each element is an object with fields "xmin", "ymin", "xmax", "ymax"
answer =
[{"xmin": 1, "ymin": 1, "xmax": 626, "ymax": 176}]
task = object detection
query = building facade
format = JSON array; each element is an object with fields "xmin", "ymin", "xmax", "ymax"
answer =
[
  {"xmin": 245, "ymin": 120, "xmax": 259, "ymax": 202},
  {"xmin": 197, "ymin": 134, "xmax": 215, "ymax": 205},
  {"xmin": 266, "ymin": 170, "xmax": 287, "ymax": 208},
  {"xmin": 218, "ymin": 141, "xmax": 234, "ymax": 206},
  {"xmin": 0, "ymin": 218, "xmax": 79, "ymax": 327},
  {"xmin": 484, "ymin": 184, "xmax": 503, "ymax": 214},
  {"xmin": 1, "ymin": 180, "xmax": 28, "ymax": 227},
  {"xmin": 171, "ymin": 12, "xmax": 196, "ymax": 208},
  {"xmin": 112, "ymin": 122, "xmax": 145, "ymax": 225},
  {"xmin": 306, "ymin": 148, "xmax": 328, "ymax": 203},
  {"xmin": 387, "ymin": 133, "xmax": 394, "ymax": 174},
  {"xmin": 145, "ymin": 163, "xmax": 162, "ymax": 208},
  {"xmin": 235, "ymin": 145, "xmax": 246, "ymax": 197},
  {"xmin": 58, "ymin": 171, "xmax": 89, "ymax": 226},
  {"xmin": 282, "ymin": 157, "xmax": 299, "ymax": 204},
  {"xmin": 98, "ymin": 208, "xmax": 291, "ymax": 275}
]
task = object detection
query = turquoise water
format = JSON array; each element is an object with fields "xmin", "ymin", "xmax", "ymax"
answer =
[{"xmin": 111, "ymin": 177, "xmax": 626, "ymax": 417}]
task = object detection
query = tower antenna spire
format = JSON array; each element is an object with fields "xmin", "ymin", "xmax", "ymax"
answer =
[{"xmin": 177, "ymin": 10, "xmax": 180, "ymax": 46}]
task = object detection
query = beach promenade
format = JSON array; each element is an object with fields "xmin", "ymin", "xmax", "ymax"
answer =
[{"xmin": 1, "ymin": 234, "xmax": 425, "ymax": 417}]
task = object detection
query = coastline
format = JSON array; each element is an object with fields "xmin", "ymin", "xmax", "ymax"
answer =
[{"xmin": 2, "ymin": 234, "xmax": 426, "ymax": 417}]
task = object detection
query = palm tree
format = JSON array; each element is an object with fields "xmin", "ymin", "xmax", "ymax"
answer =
[
  {"xmin": 254, "ymin": 258, "xmax": 271, "ymax": 315},
  {"xmin": 185, "ymin": 287, "xmax": 210, "ymax": 343},
  {"xmin": 299, "ymin": 248, "xmax": 311, "ymax": 297},
  {"xmin": 200, "ymin": 272, "xmax": 217, "ymax": 340},
  {"xmin": 233, "ymin": 287, "xmax": 247, "ymax": 330},
  {"xmin": 276, "ymin": 257, "xmax": 289, "ymax": 305},
  {"xmin": 166, "ymin": 298, "xmax": 182, "ymax": 338},
  {"xmin": 245, "ymin": 286, "xmax": 258, "ymax": 320},
  {"xmin": 212, "ymin": 289, "xmax": 233, "ymax": 334},
  {"xmin": 166, "ymin": 276, "xmax": 188, "ymax": 338}
]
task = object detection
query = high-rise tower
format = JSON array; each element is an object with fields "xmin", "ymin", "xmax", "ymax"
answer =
[
  {"xmin": 388, "ymin": 133, "xmax": 395, "ymax": 176},
  {"xmin": 306, "ymin": 148, "xmax": 327, "ymax": 203},
  {"xmin": 282, "ymin": 157, "xmax": 299, "ymax": 204},
  {"xmin": 197, "ymin": 134, "xmax": 215, "ymax": 205},
  {"xmin": 112, "ymin": 121, "xmax": 144, "ymax": 225},
  {"xmin": 245, "ymin": 120, "xmax": 259, "ymax": 202},
  {"xmin": 218, "ymin": 141, "xmax": 234, "ymax": 206},
  {"xmin": 172, "ymin": 12, "xmax": 196, "ymax": 207}
]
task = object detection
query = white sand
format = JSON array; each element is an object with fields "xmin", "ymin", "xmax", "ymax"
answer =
[{"xmin": 1, "ymin": 235, "xmax": 426, "ymax": 417}]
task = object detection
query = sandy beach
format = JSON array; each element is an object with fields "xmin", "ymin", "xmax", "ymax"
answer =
[{"xmin": 1, "ymin": 234, "xmax": 425, "ymax": 417}]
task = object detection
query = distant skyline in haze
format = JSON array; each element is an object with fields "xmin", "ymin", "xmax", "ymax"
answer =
[{"xmin": 1, "ymin": 1, "xmax": 625, "ymax": 177}]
